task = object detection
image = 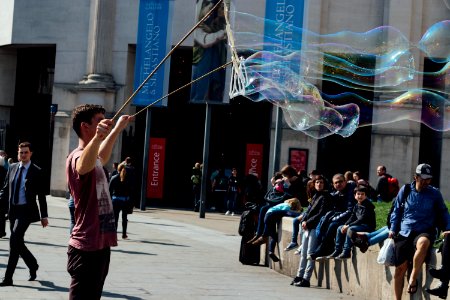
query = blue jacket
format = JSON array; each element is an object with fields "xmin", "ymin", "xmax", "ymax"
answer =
[
  {"xmin": 390, "ymin": 182, "xmax": 450, "ymax": 237},
  {"xmin": 267, "ymin": 202, "xmax": 291, "ymax": 214}
]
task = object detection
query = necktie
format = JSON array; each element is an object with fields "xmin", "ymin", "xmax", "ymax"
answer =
[{"xmin": 13, "ymin": 166, "xmax": 24, "ymax": 205}]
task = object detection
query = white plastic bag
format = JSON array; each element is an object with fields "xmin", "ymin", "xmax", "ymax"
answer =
[{"xmin": 377, "ymin": 238, "xmax": 395, "ymax": 266}]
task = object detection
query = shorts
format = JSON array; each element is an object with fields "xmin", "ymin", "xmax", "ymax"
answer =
[{"xmin": 393, "ymin": 231, "xmax": 434, "ymax": 267}]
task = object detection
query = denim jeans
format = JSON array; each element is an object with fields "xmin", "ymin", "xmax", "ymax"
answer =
[
  {"xmin": 367, "ymin": 226, "xmax": 389, "ymax": 246},
  {"xmin": 227, "ymin": 191, "xmax": 238, "ymax": 212},
  {"xmin": 296, "ymin": 228, "xmax": 318, "ymax": 281},
  {"xmin": 335, "ymin": 224, "xmax": 370, "ymax": 253},
  {"xmin": 291, "ymin": 213, "xmax": 304, "ymax": 244},
  {"xmin": 255, "ymin": 203, "xmax": 274, "ymax": 236}
]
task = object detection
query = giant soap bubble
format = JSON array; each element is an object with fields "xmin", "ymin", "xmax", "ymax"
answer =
[{"xmin": 225, "ymin": 9, "xmax": 450, "ymax": 138}]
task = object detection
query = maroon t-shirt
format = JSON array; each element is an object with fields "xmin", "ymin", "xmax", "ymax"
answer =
[{"xmin": 66, "ymin": 147, "xmax": 117, "ymax": 251}]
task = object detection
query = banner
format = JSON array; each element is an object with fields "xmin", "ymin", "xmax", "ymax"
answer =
[
  {"xmin": 190, "ymin": 0, "xmax": 230, "ymax": 104},
  {"xmin": 263, "ymin": 0, "xmax": 305, "ymax": 84},
  {"xmin": 146, "ymin": 138, "xmax": 166, "ymax": 198},
  {"xmin": 264, "ymin": 0, "xmax": 305, "ymax": 51},
  {"xmin": 245, "ymin": 144, "xmax": 263, "ymax": 179},
  {"xmin": 133, "ymin": 0, "xmax": 172, "ymax": 107}
]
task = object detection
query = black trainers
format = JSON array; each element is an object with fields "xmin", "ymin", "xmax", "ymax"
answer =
[
  {"xmin": 290, "ymin": 276, "xmax": 302, "ymax": 285},
  {"xmin": 295, "ymin": 279, "xmax": 310, "ymax": 287},
  {"xmin": 327, "ymin": 250, "xmax": 341, "ymax": 259},
  {"xmin": 269, "ymin": 252, "xmax": 280, "ymax": 262},
  {"xmin": 336, "ymin": 251, "xmax": 351, "ymax": 260},
  {"xmin": 430, "ymin": 268, "xmax": 447, "ymax": 281},
  {"xmin": 426, "ymin": 282, "xmax": 449, "ymax": 299}
]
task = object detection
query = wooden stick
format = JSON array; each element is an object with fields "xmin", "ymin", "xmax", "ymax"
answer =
[
  {"xmin": 132, "ymin": 61, "xmax": 232, "ymax": 117},
  {"xmin": 112, "ymin": 0, "xmax": 224, "ymax": 120}
]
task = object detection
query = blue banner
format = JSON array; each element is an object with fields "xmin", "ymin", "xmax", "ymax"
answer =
[
  {"xmin": 264, "ymin": 0, "xmax": 305, "ymax": 52},
  {"xmin": 263, "ymin": 0, "xmax": 305, "ymax": 93},
  {"xmin": 190, "ymin": 0, "xmax": 229, "ymax": 104},
  {"xmin": 133, "ymin": 0, "xmax": 171, "ymax": 107}
]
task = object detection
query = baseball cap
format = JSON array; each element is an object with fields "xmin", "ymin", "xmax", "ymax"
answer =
[{"xmin": 415, "ymin": 163, "xmax": 432, "ymax": 179}]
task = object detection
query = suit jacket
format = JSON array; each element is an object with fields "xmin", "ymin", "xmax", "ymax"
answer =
[{"xmin": 0, "ymin": 162, "xmax": 48, "ymax": 223}]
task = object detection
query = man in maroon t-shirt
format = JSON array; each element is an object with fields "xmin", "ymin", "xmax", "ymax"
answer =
[{"xmin": 66, "ymin": 104, "xmax": 132, "ymax": 300}]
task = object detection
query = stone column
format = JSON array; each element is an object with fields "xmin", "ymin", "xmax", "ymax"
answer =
[{"xmin": 80, "ymin": 0, "xmax": 117, "ymax": 88}]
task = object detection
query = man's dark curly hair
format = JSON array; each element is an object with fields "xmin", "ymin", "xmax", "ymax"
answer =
[{"xmin": 72, "ymin": 104, "xmax": 105, "ymax": 137}]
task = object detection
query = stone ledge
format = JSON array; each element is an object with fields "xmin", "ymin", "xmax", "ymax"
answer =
[{"xmin": 261, "ymin": 217, "xmax": 441, "ymax": 300}]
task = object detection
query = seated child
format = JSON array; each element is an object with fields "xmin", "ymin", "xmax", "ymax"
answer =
[
  {"xmin": 327, "ymin": 185, "xmax": 376, "ymax": 259},
  {"xmin": 252, "ymin": 198, "xmax": 302, "ymax": 262}
]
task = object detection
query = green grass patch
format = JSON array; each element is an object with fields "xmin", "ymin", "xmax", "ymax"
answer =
[{"xmin": 374, "ymin": 200, "xmax": 450, "ymax": 230}]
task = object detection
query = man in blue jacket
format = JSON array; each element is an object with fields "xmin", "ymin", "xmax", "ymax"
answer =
[{"xmin": 389, "ymin": 164, "xmax": 450, "ymax": 300}]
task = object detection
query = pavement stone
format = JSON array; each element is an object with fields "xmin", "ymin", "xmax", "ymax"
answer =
[{"xmin": 0, "ymin": 196, "xmax": 355, "ymax": 299}]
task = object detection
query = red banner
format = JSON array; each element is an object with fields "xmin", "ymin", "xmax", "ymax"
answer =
[
  {"xmin": 245, "ymin": 144, "xmax": 263, "ymax": 179},
  {"xmin": 146, "ymin": 138, "xmax": 166, "ymax": 198}
]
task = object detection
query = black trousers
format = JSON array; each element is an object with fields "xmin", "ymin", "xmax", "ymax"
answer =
[
  {"xmin": 113, "ymin": 200, "xmax": 128, "ymax": 236},
  {"xmin": 5, "ymin": 206, "xmax": 38, "ymax": 280},
  {"xmin": 0, "ymin": 212, "xmax": 6, "ymax": 236},
  {"xmin": 67, "ymin": 245, "xmax": 111, "ymax": 300}
]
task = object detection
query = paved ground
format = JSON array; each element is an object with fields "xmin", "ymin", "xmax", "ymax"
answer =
[{"xmin": 0, "ymin": 196, "xmax": 355, "ymax": 299}]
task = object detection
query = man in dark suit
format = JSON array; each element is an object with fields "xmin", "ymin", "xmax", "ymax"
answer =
[{"xmin": 0, "ymin": 141, "xmax": 48, "ymax": 286}]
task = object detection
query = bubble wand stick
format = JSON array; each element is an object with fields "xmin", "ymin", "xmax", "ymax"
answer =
[
  {"xmin": 132, "ymin": 61, "xmax": 232, "ymax": 117},
  {"xmin": 112, "ymin": 0, "xmax": 224, "ymax": 120}
]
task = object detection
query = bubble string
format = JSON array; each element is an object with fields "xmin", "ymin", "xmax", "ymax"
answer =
[
  {"xmin": 229, "ymin": 12, "xmax": 450, "ymax": 63},
  {"xmin": 226, "ymin": 11, "xmax": 449, "ymax": 97},
  {"xmin": 132, "ymin": 61, "xmax": 232, "ymax": 118}
]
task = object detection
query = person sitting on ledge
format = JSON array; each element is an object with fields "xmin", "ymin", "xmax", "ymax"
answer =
[{"xmin": 326, "ymin": 185, "xmax": 376, "ymax": 260}]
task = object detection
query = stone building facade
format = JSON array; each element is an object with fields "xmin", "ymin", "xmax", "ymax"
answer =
[{"xmin": 0, "ymin": 0, "xmax": 448, "ymax": 201}]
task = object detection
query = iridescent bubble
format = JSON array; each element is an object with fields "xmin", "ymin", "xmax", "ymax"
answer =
[
  {"xmin": 418, "ymin": 20, "xmax": 450, "ymax": 63},
  {"xmin": 225, "ymin": 9, "xmax": 450, "ymax": 138}
]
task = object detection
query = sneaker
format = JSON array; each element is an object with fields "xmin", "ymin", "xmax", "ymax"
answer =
[
  {"xmin": 359, "ymin": 241, "xmax": 369, "ymax": 253},
  {"xmin": 290, "ymin": 276, "xmax": 302, "ymax": 286},
  {"xmin": 246, "ymin": 235, "xmax": 259, "ymax": 244},
  {"xmin": 294, "ymin": 246, "xmax": 302, "ymax": 255},
  {"xmin": 284, "ymin": 242, "xmax": 299, "ymax": 251},
  {"xmin": 327, "ymin": 250, "xmax": 341, "ymax": 259},
  {"xmin": 122, "ymin": 234, "xmax": 128, "ymax": 239},
  {"xmin": 225, "ymin": 211, "xmax": 231, "ymax": 215},
  {"xmin": 231, "ymin": 212, "xmax": 235, "ymax": 216},
  {"xmin": 269, "ymin": 252, "xmax": 280, "ymax": 262},
  {"xmin": 336, "ymin": 251, "xmax": 351, "ymax": 260},
  {"xmin": 426, "ymin": 282, "xmax": 449, "ymax": 299},
  {"xmin": 295, "ymin": 279, "xmax": 310, "ymax": 287},
  {"xmin": 252, "ymin": 236, "xmax": 269, "ymax": 246},
  {"xmin": 315, "ymin": 256, "xmax": 328, "ymax": 261},
  {"xmin": 430, "ymin": 268, "xmax": 447, "ymax": 281}
]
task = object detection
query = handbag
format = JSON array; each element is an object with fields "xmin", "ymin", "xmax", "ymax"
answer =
[
  {"xmin": 377, "ymin": 238, "xmax": 395, "ymax": 266},
  {"xmin": 264, "ymin": 187, "xmax": 289, "ymax": 204}
]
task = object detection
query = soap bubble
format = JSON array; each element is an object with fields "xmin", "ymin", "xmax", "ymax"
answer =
[{"xmin": 226, "ymin": 10, "xmax": 450, "ymax": 138}]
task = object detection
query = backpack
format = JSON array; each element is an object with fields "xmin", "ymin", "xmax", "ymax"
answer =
[
  {"xmin": 238, "ymin": 208, "xmax": 257, "ymax": 236},
  {"xmin": 387, "ymin": 177, "xmax": 400, "ymax": 200},
  {"xmin": 387, "ymin": 184, "xmax": 410, "ymax": 228}
]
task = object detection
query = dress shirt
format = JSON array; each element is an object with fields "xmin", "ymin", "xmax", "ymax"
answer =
[{"xmin": 14, "ymin": 162, "xmax": 30, "ymax": 205}]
